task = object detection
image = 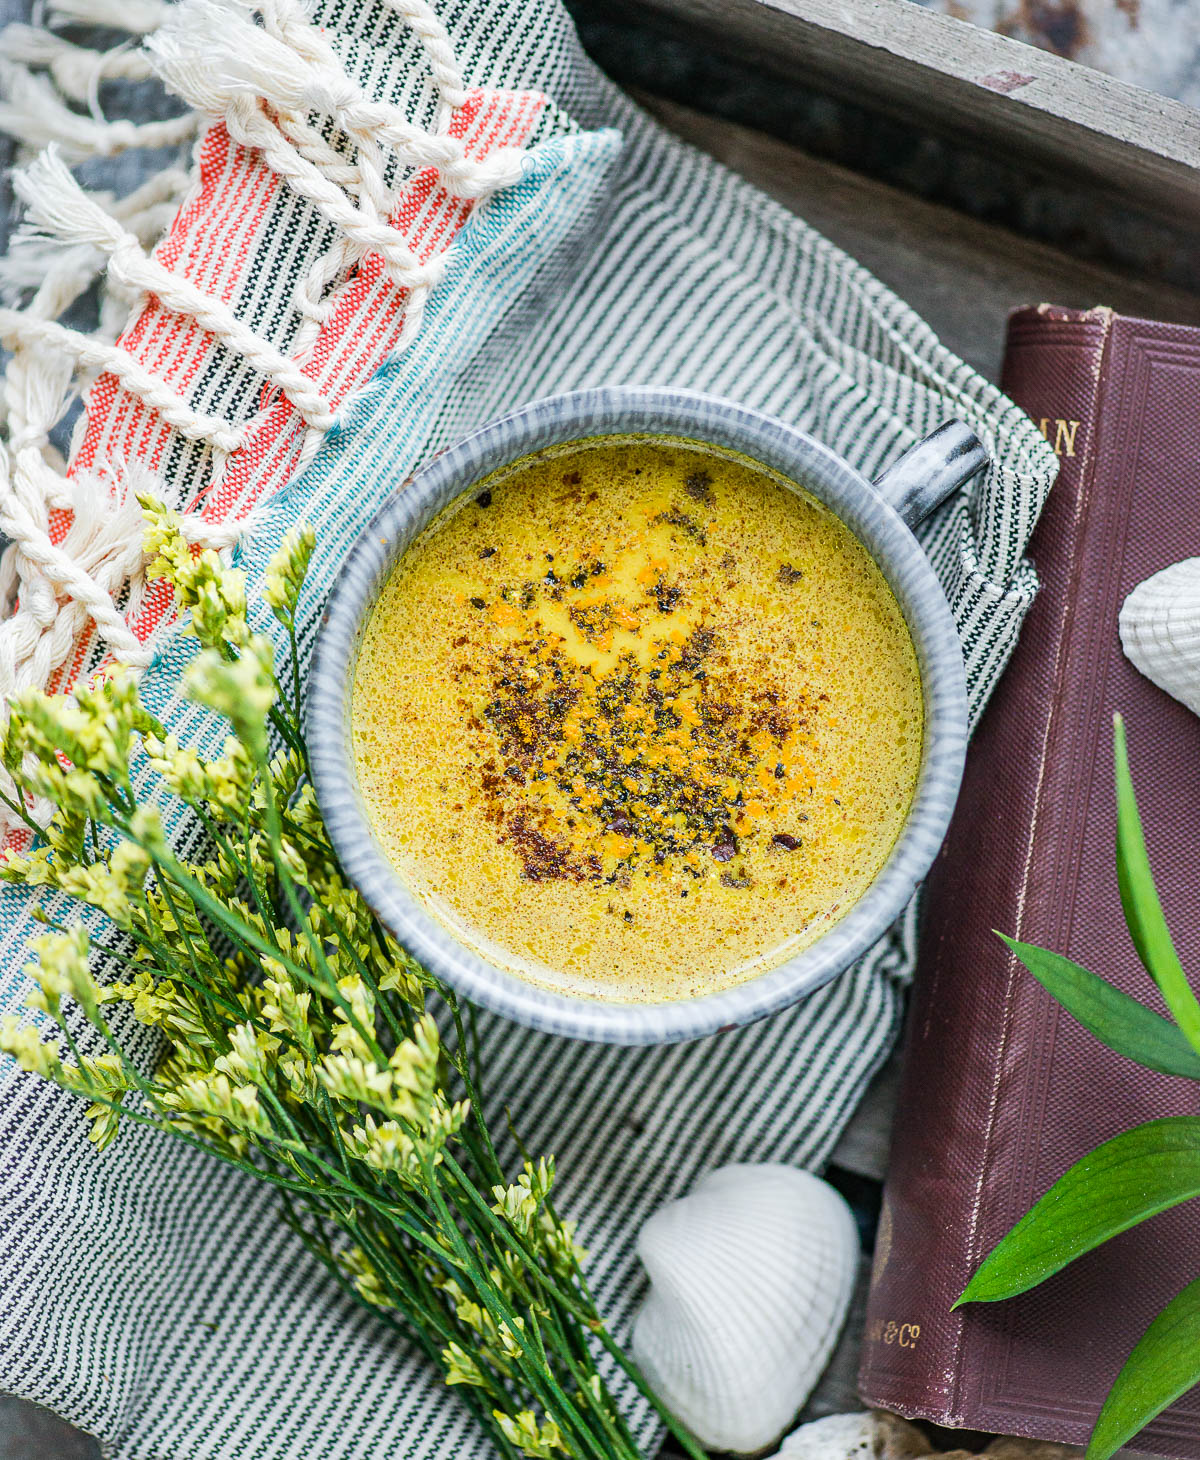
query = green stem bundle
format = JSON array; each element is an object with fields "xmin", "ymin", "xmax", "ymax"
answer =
[{"xmin": 0, "ymin": 507, "xmax": 704, "ymax": 1460}]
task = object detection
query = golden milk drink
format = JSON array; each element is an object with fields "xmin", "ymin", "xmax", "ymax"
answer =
[{"xmin": 352, "ymin": 437, "xmax": 922, "ymax": 1000}]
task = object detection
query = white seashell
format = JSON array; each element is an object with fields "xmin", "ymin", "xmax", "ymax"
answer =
[
  {"xmin": 776, "ymin": 1412, "xmax": 883, "ymax": 1460},
  {"xmin": 770, "ymin": 1409, "xmax": 1072, "ymax": 1460},
  {"xmin": 772, "ymin": 1410, "xmax": 927, "ymax": 1460},
  {"xmin": 632, "ymin": 1163, "xmax": 860, "ymax": 1454},
  {"xmin": 1119, "ymin": 557, "xmax": 1200, "ymax": 718}
]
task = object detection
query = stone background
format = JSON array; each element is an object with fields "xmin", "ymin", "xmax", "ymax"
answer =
[{"xmin": 913, "ymin": 0, "xmax": 1200, "ymax": 108}]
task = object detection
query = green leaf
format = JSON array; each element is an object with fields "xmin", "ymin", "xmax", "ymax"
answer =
[
  {"xmin": 1087, "ymin": 1272, "xmax": 1200, "ymax": 1460},
  {"xmin": 1114, "ymin": 715, "xmax": 1200, "ymax": 1057},
  {"xmin": 998, "ymin": 934, "xmax": 1200, "ymax": 1080},
  {"xmin": 958, "ymin": 1117, "xmax": 1200, "ymax": 1305}
]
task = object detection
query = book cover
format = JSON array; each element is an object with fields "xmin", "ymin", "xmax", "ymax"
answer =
[{"xmin": 858, "ymin": 305, "xmax": 1200, "ymax": 1454}]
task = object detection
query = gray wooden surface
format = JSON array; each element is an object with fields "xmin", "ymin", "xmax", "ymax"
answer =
[
  {"xmin": 626, "ymin": 0, "xmax": 1200, "ymax": 225},
  {"xmin": 571, "ymin": 0, "xmax": 1200, "ymax": 295},
  {"xmin": 3, "ymin": 68, "xmax": 1199, "ymax": 1460}
]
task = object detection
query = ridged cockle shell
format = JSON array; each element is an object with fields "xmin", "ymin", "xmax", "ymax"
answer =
[
  {"xmin": 1120, "ymin": 558, "xmax": 1200, "ymax": 717},
  {"xmin": 632, "ymin": 1163, "xmax": 859, "ymax": 1453}
]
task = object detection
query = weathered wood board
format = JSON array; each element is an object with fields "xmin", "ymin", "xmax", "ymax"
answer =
[{"xmin": 619, "ymin": 0, "xmax": 1200, "ymax": 225}]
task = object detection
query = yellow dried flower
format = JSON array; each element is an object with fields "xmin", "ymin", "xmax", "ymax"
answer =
[
  {"xmin": 184, "ymin": 641, "xmax": 276, "ymax": 758},
  {"xmin": 0, "ymin": 847, "xmax": 55, "ymax": 887},
  {"xmin": 145, "ymin": 733, "xmax": 212, "ymax": 804},
  {"xmin": 263, "ymin": 524, "xmax": 316, "ymax": 623},
  {"xmin": 206, "ymin": 736, "xmax": 255, "ymax": 822},
  {"xmin": 339, "ymin": 1246, "xmax": 391, "ymax": 1309},
  {"xmin": 61, "ymin": 1054, "xmax": 129, "ymax": 1151},
  {"xmin": 25, "ymin": 925, "xmax": 101, "ymax": 1022},
  {"xmin": 260, "ymin": 976, "xmax": 314, "ymax": 1054},
  {"xmin": 57, "ymin": 860, "xmax": 137, "ymax": 932},
  {"xmin": 330, "ymin": 974, "xmax": 375, "ymax": 1059},
  {"xmin": 492, "ymin": 1159, "xmax": 553, "ymax": 1238},
  {"xmin": 376, "ymin": 952, "xmax": 425, "ymax": 1007},
  {"xmin": 493, "ymin": 1409, "xmax": 567, "ymax": 1459},
  {"xmin": 442, "ymin": 1342, "xmax": 486, "ymax": 1388},
  {"xmin": 189, "ymin": 567, "xmax": 250, "ymax": 650},
  {"xmin": 83, "ymin": 1100, "xmax": 122, "ymax": 1151},
  {"xmin": 315, "ymin": 1052, "xmax": 394, "ymax": 1106},
  {"xmin": 0, "ymin": 511, "xmax": 635, "ymax": 1460},
  {"xmin": 343, "ymin": 1113, "xmax": 418, "ymax": 1177},
  {"xmin": 0, "ymin": 1013, "xmax": 64, "ymax": 1081},
  {"xmin": 159, "ymin": 1072, "xmax": 272, "ymax": 1138},
  {"xmin": 214, "ymin": 1022, "xmax": 276, "ymax": 1084},
  {"xmin": 107, "ymin": 970, "xmax": 209, "ymax": 1046}
]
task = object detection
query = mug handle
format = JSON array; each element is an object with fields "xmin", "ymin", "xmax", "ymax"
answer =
[{"xmin": 872, "ymin": 418, "xmax": 988, "ymax": 530}]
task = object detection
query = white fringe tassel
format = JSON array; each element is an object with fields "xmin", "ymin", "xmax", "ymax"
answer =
[
  {"xmin": 0, "ymin": 0, "xmax": 529, "ymax": 837},
  {"xmin": 48, "ymin": 0, "xmax": 174, "ymax": 34},
  {"xmin": 1, "ymin": 26, "xmax": 154, "ymax": 103},
  {"xmin": 0, "ymin": 56, "xmax": 198, "ymax": 160}
]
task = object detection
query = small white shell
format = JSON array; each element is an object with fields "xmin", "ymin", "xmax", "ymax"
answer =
[
  {"xmin": 1119, "ymin": 558, "xmax": 1200, "ymax": 718},
  {"xmin": 771, "ymin": 1409, "xmax": 1071, "ymax": 1460},
  {"xmin": 777, "ymin": 1412, "xmax": 883, "ymax": 1460},
  {"xmin": 632, "ymin": 1163, "xmax": 859, "ymax": 1454},
  {"xmin": 773, "ymin": 1410, "xmax": 925, "ymax": 1460}
]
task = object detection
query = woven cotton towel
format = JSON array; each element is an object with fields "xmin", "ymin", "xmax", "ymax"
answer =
[{"xmin": 0, "ymin": 0, "xmax": 1057, "ymax": 1456}]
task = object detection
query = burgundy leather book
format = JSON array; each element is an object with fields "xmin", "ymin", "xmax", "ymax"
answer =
[{"xmin": 858, "ymin": 306, "xmax": 1200, "ymax": 1454}]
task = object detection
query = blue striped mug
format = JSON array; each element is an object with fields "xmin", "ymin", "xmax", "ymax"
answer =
[{"xmin": 308, "ymin": 388, "xmax": 977, "ymax": 1044}]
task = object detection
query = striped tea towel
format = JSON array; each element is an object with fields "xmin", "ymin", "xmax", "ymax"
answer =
[{"xmin": 0, "ymin": 0, "xmax": 1058, "ymax": 1455}]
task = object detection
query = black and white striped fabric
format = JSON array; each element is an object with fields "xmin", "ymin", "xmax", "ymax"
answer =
[{"xmin": 0, "ymin": 1, "xmax": 1058, "ymax": 1455}]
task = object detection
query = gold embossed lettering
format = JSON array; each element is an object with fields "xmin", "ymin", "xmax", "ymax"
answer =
[
  {"xmin": 866, "ymin": 1316, "xmax": 920, "ymax": 1348},
  {"xmin": 1037, "ymin": 417, "xmax": 1081, "ymax": 457},
  {"xmin": 1054, "ymin": 419, "xmax": 1080, "ymax": 457}
]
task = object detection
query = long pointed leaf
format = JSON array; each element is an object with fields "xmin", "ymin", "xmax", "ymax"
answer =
[
  {"xmin": 958, "ymin": 1117, "xmax": 1200, "ymax": 1305},
  {"xmin": 1088, "ymin": 1273, "xmax": 1200, "ymax": 1460},
  {"xmin": 999, "ymin": 934, "xmax": 1200, "ymax": 1080},
  {"xmin": 1114, "ymin": 716, "xmax": 1200, "ymax": 1056}
]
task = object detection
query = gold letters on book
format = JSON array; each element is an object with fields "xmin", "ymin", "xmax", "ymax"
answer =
[
  {"xmin": 1037, "ymin": 418, "xmax": 1081, "ymax": 457},
  {"xmin": 865, "ymin": 1317, "xmax": 921, "ymax": 1349}
]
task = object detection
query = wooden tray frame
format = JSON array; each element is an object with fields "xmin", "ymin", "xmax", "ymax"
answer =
[{"xmin": 626, "ymin": 0, "xmax": 1200, "ymax": 225}]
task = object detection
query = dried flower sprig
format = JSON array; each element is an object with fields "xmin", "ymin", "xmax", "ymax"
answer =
[{"xmin": 0, "ymin": 508, "xmax": 702, "ymax": 1460}]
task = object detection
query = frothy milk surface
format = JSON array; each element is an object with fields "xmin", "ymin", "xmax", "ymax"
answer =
[{"xmin": 352, "ymin": 436, "xmax": 923, "ymax": 1001}]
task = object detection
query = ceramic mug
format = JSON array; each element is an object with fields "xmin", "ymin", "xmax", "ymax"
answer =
[{"xmin": 308, "ymin": 387, "xmax": 979, "ymax": 1044}]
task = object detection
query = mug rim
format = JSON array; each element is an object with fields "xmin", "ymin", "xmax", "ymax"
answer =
[{"xmin": 308, "ymin": 386, "xmax": 968, "ymax": 1044}]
